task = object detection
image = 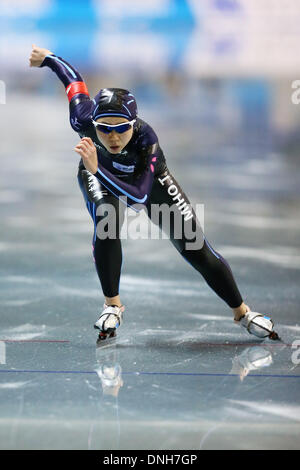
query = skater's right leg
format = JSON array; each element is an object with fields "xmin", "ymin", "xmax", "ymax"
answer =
[
  {"xmin": 77, "ymin": 168, "xmax": 126, "ymax": 335},
  {"xmin": 104, "ymin": 295, "xmax": 123, "ymax": 308}
]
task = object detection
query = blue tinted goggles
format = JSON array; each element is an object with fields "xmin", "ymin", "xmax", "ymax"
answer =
[{"xmin": 92, "ymin": 119, "xmax": 136, "ymax": 134}]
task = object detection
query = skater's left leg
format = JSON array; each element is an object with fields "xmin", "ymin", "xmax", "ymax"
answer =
[
  {"xmin": 147, "ymin": 170, "xmax": 279, "ymax": 339},
  {"xmin": 147, "ymin": 170, "xmax": 246, "ymax": 318},
  {"xmin": 232, "ymin": 302, "xmax": 251, "ymax": 321}
]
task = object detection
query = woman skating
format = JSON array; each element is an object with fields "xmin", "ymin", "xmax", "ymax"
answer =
[{"xmin": 29, "ymin": 45, "xmax": 279, "ymax": 342}]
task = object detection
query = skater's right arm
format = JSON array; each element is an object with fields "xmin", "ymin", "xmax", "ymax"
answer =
[{"xmin": 29, "ymin": 45, "xmax": 93, "ymax": 132}]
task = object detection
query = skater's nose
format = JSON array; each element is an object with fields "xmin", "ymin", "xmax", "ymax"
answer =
[{"xmin": 108, "ymin": 130, "xmax": 119, "ymax": 139}]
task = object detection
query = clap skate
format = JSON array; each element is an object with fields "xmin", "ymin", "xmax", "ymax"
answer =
[
  {"xmin": 94, "ymin": 303, "xmax": 125, "ymax": 344},
  {"xmin": 238, "ymin": 310, "xmax": 280, "ymax": 340}
]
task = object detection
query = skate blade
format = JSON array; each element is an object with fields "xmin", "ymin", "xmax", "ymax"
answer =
[
  {"xmin": 256, "ymin": 323, "xmax": 281, "ymax": 341},
  {"xmin": 96, "ymin": 329, "xmax": 116, "ymax": 347},
  {"xmin": 245, "ymin": 315, "xmax": 280, "ymax": 341},
  {"xmin": 268, "ymin": 330, "xmax": 281, "ymax": 341}
]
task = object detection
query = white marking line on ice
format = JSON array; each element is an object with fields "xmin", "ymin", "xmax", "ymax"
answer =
[
  {"xmin": 223, "ymin": 173, "xmax": 295, "ymax": 191},
  {"xmin": 121, "ymin": 274, "xmax": 209, "ymax": 297},
  {"xmin": 185, "ymin": 313, "xmax": 232, "ymax": 321},
  {"xmin": 2, "ymin": 276, "xmax": 42, "ymax": 284},
  {"xmin": 209, "ymin": 212, "xmax": 300, "ymax": 230},
  {"xmin": 281, "ymin": 325, "xmax": 300, "ymax": 332},
  {"xmin": 2, "ymin": 299, "xmax": 43, "ymax": 307},
  {"xmin": 0, "ymin": 381, "xmax": 31, "ymax": 390},
  {"xmin": 138, "ymin": 329, "xmax": 176, "ymax": 336},
  {"xmin": 1, "ymin": 275, "xmax": 100, "ymax": 299},
  {"xmin": 218, "ymin": 246, "xmax": 300, "ymax": 269},
  {"xmin": 227, "ymin": 400, "xmax": 300, "ymax": 423},
  {"xmin": 122, "ymin": 274, "xmax": 200, "ymax": 289},
  {"xmin": 0, "ymin": 324, "xmax": 51, "ymax": 341}
]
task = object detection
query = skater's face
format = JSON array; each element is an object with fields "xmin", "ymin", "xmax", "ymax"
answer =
[{"xmin": 94, "ymin": 116, "xmax": 134, "ymax": 154}]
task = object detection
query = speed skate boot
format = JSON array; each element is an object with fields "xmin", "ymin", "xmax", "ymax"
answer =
[
  {"xmin": 94, "ymin": 303, "xmax": 125, "ymax": 343},
  {"xmin": 238, "ymin": 310, "xmax": 280, "ymax": 340}
]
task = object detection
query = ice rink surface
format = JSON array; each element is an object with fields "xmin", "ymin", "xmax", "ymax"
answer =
[{"xmin": 0, "ymin": 94, "xmax": 300, "ymax": 450}]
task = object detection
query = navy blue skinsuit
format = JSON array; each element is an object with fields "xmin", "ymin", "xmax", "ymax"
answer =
[{"xmin": 41, "ymin": 54, "xmax": 243, "ymax": 308}]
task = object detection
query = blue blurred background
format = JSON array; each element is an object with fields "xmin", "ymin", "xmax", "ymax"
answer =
[
  {"xmin": 1, "ymin": 0, "xmax": 300, "ymax": 223},
  {"xmin": 1, "ymin": 0, "xmax": 300, "ymax": 149}
]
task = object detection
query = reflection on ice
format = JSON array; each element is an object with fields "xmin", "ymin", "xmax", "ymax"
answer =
[
  {"xmin": 95, "ymin": 346, "xmax": 123, "ymax": 397},
  {"xmin": 94, "ymin": 341, "xmax": 275, "ymax": 400},
  {"xmin": 230, "ymin": 347, "xmax": 273, "ymax": 381}
]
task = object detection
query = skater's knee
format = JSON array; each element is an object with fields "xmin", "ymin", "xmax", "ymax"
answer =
[{"xmin": 95, "ymin": 206, "xmax": 125, "ymax": 240}]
